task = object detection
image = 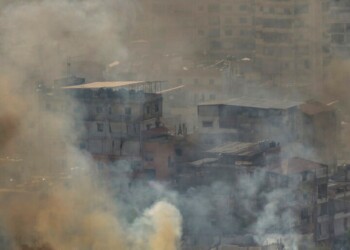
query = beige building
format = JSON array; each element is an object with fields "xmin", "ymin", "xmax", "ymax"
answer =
[
  {"xmin": 328, "ymin": 0, "xmax": 350, "ymax": 59},
  {"xmin": 192, "ymin": 0, "xmax": 255, "ymax": 59},
  {"xmin": 254, "ymin": 0, "xmax": 329, "ymax": 88}
]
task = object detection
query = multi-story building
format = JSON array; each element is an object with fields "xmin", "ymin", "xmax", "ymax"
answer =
[
  {"xmin": 192, "ymin": 0, "xmax": 256, "ymax": 59},
  {"xmin": 266, "ymin": 157, "xmax": 330, "ymax": 243},
  {"xmin": 197, "ymin": 97, "xmax": 338, "ymax": 166},
  {"xmin": 130, "ymin": 0, "xmax": 196, "ymax": 55},
  {"xmin": 130, "ymin": 0, "xmax": 331, "ymax": 88},
  {"xmin": 254, "ymin": 0, "xmax": 329, "ymax": 88},
  {"xmin": 63, "ymin": 81, "xmax": 164, "ymax": 161},
  {"xmin": 197, "ymin": 97, "xmax": 303, "ymax": 145},
  {"xmin": 177, "ymin": 140, "xmax": 330, "ymax": 247},
  {"xmin": 328, "ymin": 0, "xmax": 350, "ymax": 59}
]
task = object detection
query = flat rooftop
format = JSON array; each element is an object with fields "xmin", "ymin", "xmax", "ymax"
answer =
[
  {"xmin": 207, "ymin": 141, "xmax": 277, "ymax": 157},
  {"xmin": 268, "ymin": 157, "xmax": 326, "ymax": 175},
  {"xmin": 199, "ymin": 97, "xmax": 303, "ymax": 110},
  {"xmin": 63, "ymin": 81, "xmax": 144, "ymax": 89}
]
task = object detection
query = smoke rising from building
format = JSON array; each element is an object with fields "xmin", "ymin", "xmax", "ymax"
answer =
[{"xmin": 0, "ymin": 0, "xmax": 347, "ymax": 249}]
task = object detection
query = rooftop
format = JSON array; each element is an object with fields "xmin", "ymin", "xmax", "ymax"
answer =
[
  {"xmin": 299, "ymin": 101, "xmax": 333, "ymax": 116},
  {"xmin": 62, "ymin": 81, "xmax": 165, "ymax": 92},
  {"xmin": 207, "ymin": 141, "xmax": 278, "ymax": 157},
  {"xmin": 268, "ymin": 157, "xmax": 326, "ymax": 175},
  {"xmin": 63, "ymin": 81, "xmax": 143, "ymax": 89},
  {"xmin": 199, "ymin": 97, "xmax": 302, "ymax": 110}
]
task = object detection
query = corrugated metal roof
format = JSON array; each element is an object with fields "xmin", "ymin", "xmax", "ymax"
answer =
[
  {"xmin": 190, "ymin": 158, "xmax": 218, "ymax": 166},
  {"xmin": 199, "ymin": 97, "xmax": 302, "ymax": 110},
  {"xmin": 207, "ymin": 141, "xmax": 263, "ymax": 156},
  {"xmin": 62, "ymin": 81, "xmax": 146, "ymax": 89}
]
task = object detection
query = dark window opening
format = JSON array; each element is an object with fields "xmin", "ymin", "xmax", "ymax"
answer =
[
  {"xmin": 202, "ymin": 121, "xmax": 213, "ymax": 128},
  {"xmin": 175, "ymin": 148, "xmax": 183, "ymax": 156},
  {"xmin": 97, "ymin": 123, "xmax": 104, "ymax": 132},
  {"xmin": 318, "ymin": 183, "xmax": 327, "ymax": 199},
  {"xmin": 125, "ymin": 107, "xmax": 132, "ymax": 115},
  {"xmin": 96, "ymin": 106, "xmax": 103, "ymax": 113}
]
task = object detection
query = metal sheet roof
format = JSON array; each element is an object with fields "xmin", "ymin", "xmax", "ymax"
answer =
[
  {"xmin": 189, "ymin": 158, "xmax": 218, "ymax": 167},
  {"xmin": 207, "ymin": 141, "xmax": 262, "ymax": 156},
  {"xmin": 199, "ymin": 97, "xmax": 302, "ymax": 110},
  {"xmin": 62, "ymin": 81, "xmax": 146, "ymax": 89}
]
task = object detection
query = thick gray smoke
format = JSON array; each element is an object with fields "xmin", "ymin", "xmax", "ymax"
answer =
[
  {"xmin": 0, "ymin": 1, "xmax": 183, "ymax": 249},
  {"xmin": 0, "ymin": 1, "xmax": 329, "ymax": 250}
]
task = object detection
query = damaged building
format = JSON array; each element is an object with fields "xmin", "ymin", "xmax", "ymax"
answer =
[{"xmin": 197, "ymin": 97, "xmax": 338, "ymax": 167}]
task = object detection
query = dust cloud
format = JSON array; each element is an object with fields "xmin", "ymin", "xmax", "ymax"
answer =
[{"xmin": 0, "ymin": 1, "xmax": 182, "ymax": 250}]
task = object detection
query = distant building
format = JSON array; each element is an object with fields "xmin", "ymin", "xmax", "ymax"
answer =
[
  {"xmin": 254, "ymin": 0, "xmax": 329, "ymax": 87},
  {"xmin": 328, "ymin": 0, "xmax": 350, "ymax": 58}
]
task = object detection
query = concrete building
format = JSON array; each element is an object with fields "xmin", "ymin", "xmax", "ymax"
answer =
[
  {"xmin": 197, "ymin": 97, "xmax": 338, "ymax": 166},
  {"xmin": 62, "ymin": 81, "xmax": 164, "ymax": 162},
  {"xmin": 192, "ymin": 0, "xmax": 256, "ymax": 59},
  {"xmin": 197, "ymin": 97, "xmax": 302, "ymax": 146},
  {"xmin": 177, "ymin": 139, "xmax": 331, "ymax": 247},
  {"xmin": 266, "ymin": 157, "xmax": 329, "ymax": 243},
  {"xmin": 254, "ymin": 0, "xmax": 329, "ymax": 87},
  {"xmin": 328, "ymin": 0, "xmax": 350, "ymax": 59}
]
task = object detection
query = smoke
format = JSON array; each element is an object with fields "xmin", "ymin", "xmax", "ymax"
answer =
[
  {"xmin": 0, "ymin": 1, "xmax": 337, "ymax": 250},
  {"xmin": 0, "ymin": 1, "xmax": 183, "ymax": 250}
]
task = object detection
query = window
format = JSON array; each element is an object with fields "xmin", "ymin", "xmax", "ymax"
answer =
[
  {"xmin": 209, "ymin": 16, "xmax": 220, "ymax": 25},
  {"xmin": 97, "ymin": 123, "xmax": 104, "ymax": 132},
  {"xmin": 284, "ymin": 8, "xmax": 292, "ymax": 15},
  {"xmin": 146, "ymin": 124, "xmax": 152, "ymax": 130},
  {"xmin": 302, "ymin": 172, "xmax": 308, "ymax": 181},
  {"xmin": 318, "ymin": 184, "xmax": 327, "ymax": 199},
  {"xmin": 175, "ymin": 148, "xmax": 183, "ymax": 156},
  {"xmin": 146, "ymin": 106, "xmax": 150, "ymax": 114},
  {"xmin": 304, "ymin": 60, "xmax": 310, "ymax": 69},
  {"xmin": 225, "ymin": 17, "xmax": 232, "ymax": 25},
  {"xmin": 96, "ymin": 106, "xmax": 103, "ymax": 113},
  {"xmin": 319, "ymin": 203, "xmax": 328, "ymax": 216},
  {"xmin": 330, "ymin": 23, "xmax": 344, "ymax": 33},
  {"xmin": 300, "ymin": 208, "xmax": 309, "ymax": 221},
  {"xmin": 108, "ymin": 107, "xmax": 112, "ymax": 115},
  {"xmin": 210, "ymin": 40, "xmax": 222, "ymax": 49},
  {"xmin": 155, "ymin": 103, "xmax": 159, "ymax": 112},
  {"xmin": 295, "ymin": 4, "xmax": 309, "ymax": 14},
  {"xmin": 79, "ymin": 143, "xmax": 86, "ymax": 149},
  {"xmin": 239, "ymin": 5, "xmax": 247, "ymax": 11},
  {"xmin": 125, "ymin": 107, "xmax": 132, "ymax": 115},
  {"xmin": 208, "ymin": 4, "xmax": 220, "ymax": 12},
  {"xmin": 144, "ymin": 152, "xmax": 154, "ymax": 162},
  {"xmin": 239, "ymin": 17, "xmax": 247, "ymax": 24},
  {"xmin": 332, "ymin": 34, "xmax": 345, "ymax": 44},
  {"xmin": 224, "ymin": 5, "xmax": 232, "ymax": 11},
  {"xmin": 208, "ymin": 29, "xmax": 220, "ymax": 38},
  {"xmin": 202, "ymin": 121, "xmax": 213, "ymax": 128},
  {"xmin": 225, "ymin": 29, "xmax": 232, "ymax": 36}
]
